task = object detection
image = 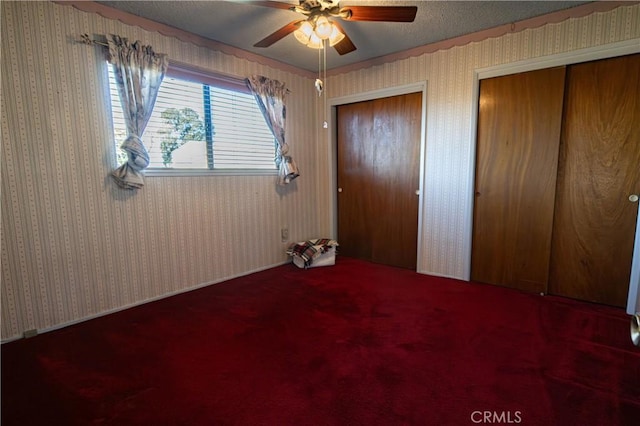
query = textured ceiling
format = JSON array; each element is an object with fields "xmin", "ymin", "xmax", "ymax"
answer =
[{"xmin": 96, "ymin": 1, "xmax": 592, "ymax": 71}]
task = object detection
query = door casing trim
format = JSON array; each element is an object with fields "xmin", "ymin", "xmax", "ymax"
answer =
[{"xmin": 328, "ymin": 82, "xmax": 428, "ymax": 272}]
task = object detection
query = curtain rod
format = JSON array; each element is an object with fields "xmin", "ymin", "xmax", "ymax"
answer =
[{"xmin": 79, "ymin": 34, "xmax": 108, "ymax": 47}]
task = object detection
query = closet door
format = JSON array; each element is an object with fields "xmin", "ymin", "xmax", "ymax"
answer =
[
  {"xmin": 471, "ymin": 67, "xmax": 566, "ymax": 293},
  {"xmin": 549, "ymin": 54, "xmax": 640, "ymax": 307},
  {"xmin": 337, "ymin": 92, "xmax": 422, "ymax": 269}
]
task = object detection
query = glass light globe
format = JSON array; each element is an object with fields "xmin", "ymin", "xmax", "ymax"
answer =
[
  {"xmin": 328, "ymin": 25, "xmax": 345, "ymax": 46},
  {"xmin": 307, "ymin": 32, "xmax": 324, "ymax": 49},
  {"xmin": 314, "ymin": 16, "xmax": 333, "ymax": 40}
]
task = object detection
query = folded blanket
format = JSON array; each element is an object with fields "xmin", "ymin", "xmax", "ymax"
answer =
[{"xmin": 287, "ymin": 238, "xmax": 338, "ymax": 268}]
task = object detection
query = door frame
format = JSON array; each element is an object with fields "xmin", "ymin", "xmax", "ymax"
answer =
[
  {"xmin": 467, "ymin": 39, "xmax": 640, "ymax": 313},
  {"xmin": 328, "ymin": 82, "xmax": 428, "ymax": 272}
]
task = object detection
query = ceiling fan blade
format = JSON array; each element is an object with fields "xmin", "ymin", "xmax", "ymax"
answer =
[
  {"xmin": 254, "ymin": 20, "xmax": 303, "ymax": 47},
  {"xmin": 331, "ymin": 21, "xmax": 356, "ymax": 55},
  {"xmin": 340, "ymin": 6, "xmax": 417, "ymax": 22},
  {"xmin": 333, "ymin": 35, "xmax": 357, "ymax": 56}
]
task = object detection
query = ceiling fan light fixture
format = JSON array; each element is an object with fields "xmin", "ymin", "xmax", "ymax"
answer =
[
  {"xmin": 314, "ymin": 16, "xmax": 333, "ymax": 39},
  {"xmin": 293, "ymin": 18, "xmax": 343, "ymax": 49}
]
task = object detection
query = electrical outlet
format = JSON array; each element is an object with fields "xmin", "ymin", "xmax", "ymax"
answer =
[{"xmin": 281, "ymin": 227, "xmax": 289, "ymax": 242}]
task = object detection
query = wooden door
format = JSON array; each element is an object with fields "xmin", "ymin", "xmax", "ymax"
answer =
[
  {"xmin": 549, "ymin": 54, "xmax": 640, "ymax": 307},
  {"xmin": 471, "ymin": 67, "xmax": 566, "ymax": 293},
  {"xmin": 337, "ymin": 92, "xmax": 421, "ymax": 269}
]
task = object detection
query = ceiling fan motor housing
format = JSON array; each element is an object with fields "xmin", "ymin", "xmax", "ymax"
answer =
[{"xmin": 295, "ymin": 0, "xmax": 345, "ymax": 17}]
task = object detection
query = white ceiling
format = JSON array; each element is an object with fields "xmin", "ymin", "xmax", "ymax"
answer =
[{"xmin": 96, "ymin": 1, "xmax": 592, "ymax": 71}]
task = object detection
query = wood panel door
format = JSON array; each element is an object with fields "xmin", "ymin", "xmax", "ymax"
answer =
[
  {"xmin": 337, "ymin": 92, "xmax": 422, "ymax": 269},
  {"xmin": 549, "ymin": 54, "xmax": 640, "ymax": 307},
  {"xmin": 471, "ymin": 67, "xmax": 567, "ymax": 293}
]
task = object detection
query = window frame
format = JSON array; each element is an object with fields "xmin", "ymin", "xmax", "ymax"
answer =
[{"xmin": 110, "ymin": 61, "xmax": 278, "ymax": 177}]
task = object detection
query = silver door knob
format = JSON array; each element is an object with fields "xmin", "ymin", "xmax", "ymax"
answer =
[
  {"xmin": 338, "ymin": 187, "xmax": 343, "ymax": 193},
  {"xmin": 415, "ymin": 190, "xmax": 420, "ymax": 196},
  {"xmin": 630, "ymin": 194, "xmax": 639, "ymax": 203}
]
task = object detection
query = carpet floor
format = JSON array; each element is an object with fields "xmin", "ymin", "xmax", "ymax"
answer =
[{"xmin": 2, "ymin": 257, "xmax": 639, "ymax": 425}]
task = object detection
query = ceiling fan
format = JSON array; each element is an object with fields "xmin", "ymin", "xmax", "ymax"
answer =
[{"xmin": 247, "ymin": 0, "xmax": 418, "ymax": 55}]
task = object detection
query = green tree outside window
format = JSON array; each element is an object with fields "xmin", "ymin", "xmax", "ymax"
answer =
[{"xmin": 158, "ymin": 108, "xmax": 206, "ymax": 167}]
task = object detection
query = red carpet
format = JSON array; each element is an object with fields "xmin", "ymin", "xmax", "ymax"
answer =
[{"xmin": 2, "ymin": 257, "xmax": 639, "ymax": 425}]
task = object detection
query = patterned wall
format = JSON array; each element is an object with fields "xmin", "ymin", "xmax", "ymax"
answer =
[
  {"xmin": 2, "ymin": 1, "xmax": 639, "ymax": 341},
  {"xmin": 326, "ymin": 3, "xmax": 640, "ymax": 278},
  {"xmin": 1, "ymin": 1, "xmax": 325, "ymax": 341}
]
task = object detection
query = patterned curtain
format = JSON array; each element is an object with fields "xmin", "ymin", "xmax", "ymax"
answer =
[
  {"xmin": 108, "ymin": 35, "xmax": 168, "ymax": 190},
  {"xmin": 247, "ymin": 75, "xmax": 300, "ymax": 186}
]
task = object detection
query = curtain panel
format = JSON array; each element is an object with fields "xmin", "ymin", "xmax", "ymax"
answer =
[
  {"xmin": 247, "ymin": 75, "xmax": 300, "ymax": 186},
  {"xmin": 108, "ymin": 35, "xmax": 169, "ymax": 189}
]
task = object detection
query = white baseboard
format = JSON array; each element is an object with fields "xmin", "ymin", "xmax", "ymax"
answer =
[{"xmin": 1, "ymin": 260, "xmax": 290, "ymax": 344}]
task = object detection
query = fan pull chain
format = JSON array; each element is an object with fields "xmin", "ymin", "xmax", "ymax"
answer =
[
  {"xmin": 316, "ymin": 43, "xmax": 322, "ymax": 95},
  {"xmin": 314, "ymin": 40, "xmax": 328, "ymax": 129},
  {"xmin": 323, "ymin": 39, "xmax": 328, "ymax": 129}
]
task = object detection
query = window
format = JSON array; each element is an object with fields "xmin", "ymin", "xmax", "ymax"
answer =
[{"xmin": 108, "ymin": 63, "xmax": 277, "ymax": 174}]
